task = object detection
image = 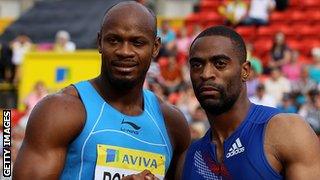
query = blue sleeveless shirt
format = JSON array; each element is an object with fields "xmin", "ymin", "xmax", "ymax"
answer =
[
  {"xmin": 60, "ymin": 81, "xmax": 172, "ymax": 180},
  {"xmin": 182, "ymin": 104, "xmax": 283, "ymax": 180}
]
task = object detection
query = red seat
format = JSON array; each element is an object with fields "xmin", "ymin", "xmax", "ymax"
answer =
[
  {"xmin": 270, "ymin": 12, "xmax": 290, "ymax": 24},
  {"xmin": 301, "ymin": 39, "xmax": 320, "ymax": 56},
  {"xmin": 287, "ymin": 40, "xmax": 307, "ymax": 54},
  {"xmin": 277, "ymin": 25, "xmax": 298, "ymax": 39},
  {"xmin": 257, "ymin": 26, "xmax": 277, "ymax": 40},
  {"xmin": 302, "ymin": 0, "xmax": 320, "ymax": 10},
  {"xmin": 299, "ymin": 54, "xmax": 312, "ymax": 64},
  {"xmin": 185, "ymin": 13, "xmax": 201, "ymax": 26},
  {"xmin": 299, "ymin": 25, "xmax": 319, "ymax": 39},
  {"xmin": 307, "ymin": 11, "xmax": 320, "ymax": 24},
  {"xmin": 200, "ymin": 0, "xmax": 222, "ymax": 12},
  {"xmin": 289, "ymin": 0, "xmax": 301, "ymax": 9},
  {"xmin": 236, "ymin": 26, "xmax": 256, "ymax": 41},
  {"xmin": 289, "ymin": 11, "xmax": 306, "ymax": 24},
  {"xmin": 254, "ymin": 39, "xmax": 273, "ymax": 66},
  {"xmin": 200, "ymin": 12, "xmax": 223, "ymax": 26}
]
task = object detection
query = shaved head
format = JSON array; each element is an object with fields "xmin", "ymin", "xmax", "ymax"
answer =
[{"xmin": 100, "ymin": 1, "xmax": 157, "ymax": 38}]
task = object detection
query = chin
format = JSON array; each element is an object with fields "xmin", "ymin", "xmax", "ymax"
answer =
[
  {"xmin": 109, "ymin": 74, "xmax": 145, "ymax": 90},
  {"xmin": 200, "ymin": 98, "xmax": 235, "ymax": 116},
  {"xmin": 111, "ymin": 78, "xmax": 138, "ymax": 89}
]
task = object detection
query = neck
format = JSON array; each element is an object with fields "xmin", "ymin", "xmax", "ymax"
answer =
[
  {"xmin": 92, "ymin": 75, "xmax": 144, "ymax": 116},
  {"xmin": 207, "ymin": 88, "xmax": 251, "ymax": 143}
]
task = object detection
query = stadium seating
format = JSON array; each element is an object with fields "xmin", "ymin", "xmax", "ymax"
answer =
[
  {"xmin": 185, "ymin": 0, "xmax": 320, "ymax": 64},
  {"xmin": 0, "ymin": 0, "xmax": 123, "ymax": 48}
]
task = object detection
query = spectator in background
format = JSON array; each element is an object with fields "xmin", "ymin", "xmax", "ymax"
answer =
[
  {"xmin": 247, "ymin": 43, "xmax": 263, "ymax": 74},
  {"xmin": 299, "ymin": 89, "xmax": 320, "ymax": 136},
  {"xmin": 0, "ymin": 42, "xmax": 13, "ymax": 83},
  {"xmin": 190, "ymin": 106, "xmax": 209, "ymax": 130},
  {"xmin": 11, "ymin": 35, "xmax": 32, "ymax": 85},
  {"xmin": 147, "ymin": 79, "xmax": 167, "ymax": 101},
  {"xmin": 282, "ymin": 50, "xmax": 302, "ymax": 82},
  {"xmin": 176, "ymin": 84, "xmax": 200, "ymax": 122},
  {"xmin": 277, "ymin": 93, "xmax": 297, "ymax": 113},
  {"xmin": 157, "ymin": 20, "xmax": 176, "ymax": 56},
  {"xmin": 308, "ymin": 47, "xmax": 320, "ymax": 85},
  {"xmin": 241, "ymin": 0, "xmax": 275, "ymax": 26},
  {"xmin": 189, "ymin": 121, "xmax": 206, "ymax": 142},
  {"xmin": 292, "ymin": 66, "xmax": 318, "ymax": 96},
  {"xmin": 159, "ymin": 53, "xmax": 184, "ymax": 94},
  {"xmin": 175, "ymin": 27, "xmax": 192, "ymax": 65},
  {"xmin": 267, "ymin": 32, "xmax": 291, "ymax": 73},
  {"xmin": 53, "ymin": 30, "xmax": 76, "ymax": 52},
  {"xmin": 218, "ymin": 0, "xmax": 248, "ymax": 27},
  {"xmin": 246, "ymin": 66, "xmax": 261, "ymax": 98},
  {"xmin": 265, "ymin": 67, "xmax": 291, "ymax": 104},
  {"xmin": 19, "ymin": 81, "xmax": 48, "ymax": 129},
  {"xmin": 249, "ymin": 83, "xmax": 277, "ymax": 107},
  {"xmin": 291, "ymin": 66, "xmax": 318, "ymax": 107},
  {"xmin": 275, "ymin": 0, "xmax": 288, "ymax": 11}
]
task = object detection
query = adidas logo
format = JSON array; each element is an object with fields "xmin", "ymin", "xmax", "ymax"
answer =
[{"xmin": 226, "ymin": 138, "xmax": 245, "ymax": 158}]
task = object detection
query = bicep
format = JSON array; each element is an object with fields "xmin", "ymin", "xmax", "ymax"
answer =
[
  {"xmin": 285, "ymin": 121, "xmax": 320, "ymax": 179},
  {"xmin": 14, "ymin": 140, "xmax": 67, "ymax": 179},
  {"xmin": 268, "ymin": 115, "xmax": 320, "ymax": 179},
  {"xmin": 13, "ymin": 94, "xmax": 85, "ymax": 179}
]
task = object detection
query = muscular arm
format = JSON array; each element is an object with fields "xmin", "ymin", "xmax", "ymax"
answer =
[
  {"xmin": 265, "ymin": 114, "xmax": 320, "ymax": 179},
  {"xmin": 13, "ymin": 87, "xmax": 85, "ymax": 179},
  {"xmin": 159, "ymin": 100, "xmax": 191, "ymax": 180}
]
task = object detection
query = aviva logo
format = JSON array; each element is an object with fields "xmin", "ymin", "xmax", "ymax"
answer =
[
  {"xmin": 97, "ymin": 144, "xmax": 165, "ymax": 176},
  {"xmin": 106, "ymin": 149, "xmax": 119, "ymax": 163},
  {"xmin": 55, "ymin": 67, "xmax": 70, "ymax": 83}
]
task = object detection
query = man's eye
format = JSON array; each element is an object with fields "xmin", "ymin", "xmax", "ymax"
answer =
[
  {"xmin": 133, "ymin": 40, "xmax": 144, "ymax": 46},
  {"xmin": 190, "ymin": 62, "xmax": 202, "ymax": 69},
  {"xmin": 107, "ymin": 38, "xmax": 120, "ymax": 44},
  {"xmin": 214, "ymin": 60, "xmax": 227, "ymax": 69}
]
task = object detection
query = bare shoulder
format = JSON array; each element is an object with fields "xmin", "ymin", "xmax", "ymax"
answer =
[
  {"xmin": 26, "ymin": 85, "xmax": 86, "ymax": 147},
  {"xmin": 265, "ymin": 113, "xmax": 320, "ymax": 177},
  {"xmin": 265, "ymin": 113, "xmax": 319, "ymax": 148},
  {"xmin": 158, "ymin": 98, "xmax": 190, "ymax": 152}
]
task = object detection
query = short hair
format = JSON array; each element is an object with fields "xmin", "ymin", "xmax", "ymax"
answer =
[
  {"xmin": 100, "ymin": 1, "xmax": 157, "ymax": 38},
  {"xmin": 190, "ymin": 25, "xmax": 247, "ymax": 63}
]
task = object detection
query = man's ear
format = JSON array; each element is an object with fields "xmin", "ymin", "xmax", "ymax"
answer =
[
  {"xmin": 152, "ymin": 37, "xmax": 161, "ymax": 58},
  {"xmin": 97, "ymin": 31, "xmax": 102, "ymax": 54},
  {"xmin": 241, "ymin": 61, "xmax": 251, "ymax": 82}
]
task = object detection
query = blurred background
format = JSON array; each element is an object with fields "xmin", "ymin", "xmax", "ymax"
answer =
[{"xmin": 0, "ymin": 0, "xmax": 319, "ymax": 175}]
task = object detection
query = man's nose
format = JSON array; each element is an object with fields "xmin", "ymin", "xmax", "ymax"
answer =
[
  {"xmin": 200, "ymin": 63, "xmax": 216, "ymax": 80},
  {"xmin": 115, "ymin": 42, "xmax": 135, "ymax": 57}
]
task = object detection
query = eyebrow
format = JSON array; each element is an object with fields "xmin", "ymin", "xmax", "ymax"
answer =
[
  {"xmin": 209, "ymin": 54, "xmax": 231, "ymax": 61},
  {"xmin": 103, "ymin": 33, "xmax": 151, "ymax": 42},
  {"xmin": 189, "ymin": 57, "xmax": 204, "ymax": 63},
  {"xmin": 189, "ymin": 54, "xmax": 231, "ymax": 62}
]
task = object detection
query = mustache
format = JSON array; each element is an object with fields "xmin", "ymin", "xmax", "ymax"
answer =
[
  {"xmin": 198, "ymin": 81, "xmax": 224, "ymax": 92},
  {"xmin": 111, "ymin": 59, "xmax": 138, "ymax": 66}
]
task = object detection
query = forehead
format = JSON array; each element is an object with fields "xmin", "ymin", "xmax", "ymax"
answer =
[
  {"xmin": 102, "ymin": 5, "xmax": 154, "ymax": 38},
  {"xmin": 190, "ymin": 36, "xmax": 237, "ymax": 59}
]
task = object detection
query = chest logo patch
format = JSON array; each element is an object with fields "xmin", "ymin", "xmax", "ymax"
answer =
[
  {"xmin": 226, "ymin": 138, "xmax": 245, "ymax": 158},
  {"xmin": 94, "ymin": 144, "xmax": 165, "ymax": 180}
]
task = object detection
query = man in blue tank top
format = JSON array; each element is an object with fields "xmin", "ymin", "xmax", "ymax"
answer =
[
  {"xmin": 13, "ymin": 2, "xmax": 190, "ymax": 180},
  {"xmin": 181, "ymin": 26, "xmax": 320, "ymax": 179}
]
